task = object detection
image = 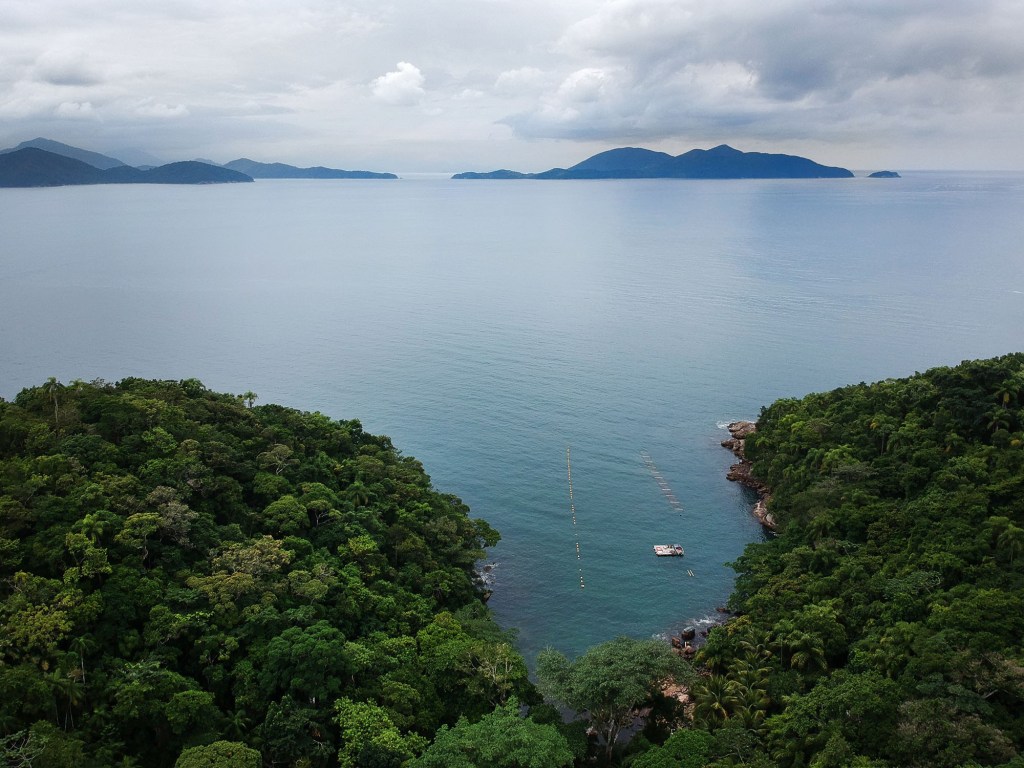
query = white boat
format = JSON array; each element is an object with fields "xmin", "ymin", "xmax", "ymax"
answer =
[{"xmin": 653, "ymin": 544, "xmax": 684, "ymax": 557}]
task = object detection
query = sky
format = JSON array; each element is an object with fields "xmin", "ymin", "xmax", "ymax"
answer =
[{"xmin": 2, "ymin": 0, "xmax": 1023, "ymax": 173}]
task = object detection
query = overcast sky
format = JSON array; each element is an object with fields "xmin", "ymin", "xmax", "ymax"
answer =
[{"xmin": 2, "ymin": 0, "xmax": 1022, "ymax": 172}]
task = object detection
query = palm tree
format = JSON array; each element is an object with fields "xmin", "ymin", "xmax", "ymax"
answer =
[
  {"xmin": 48, "ymin": 668, "xmax": 84, "ymax": 729},
  {"xmin": 242, "ymin": 391, "xmax": 258, "ymax": 408},
  {"xmin": 772, "ymin": 619, "xmax": 796, "ymax": 667},
  {"xmin": 985, "ymin": 408, "xmax": 1011, "ymax": 433},
  {"xmin": 788, "ymin": 631, "xmax": 827, "ymax": 673},
  {"xmin": 77, "ymin": 513, "xmax": 109, "ymax": 545},
  {"xmin": 996, "ymin": 523, "xmax": 1024, "ymax": 566},
  {"xmin": 68, "ymin": 636, "xmax": 96, "ymax": 684},
  {"xmin": 729, "ymin": 659, "xmax": 771, "ymax": 692},
  {"xmin": 44, "ymin": 376, "xmax": 63, "ymax": 426},
  {"xmin": 346, "ymin": 481, "xmax": 373, "ymax": 509},
  {"xmin": 806, "ymin": 513, "xmax": 835, "ymax": 548},
  {"xmin": 692, "ymin": 675, "xmax": 740, "ymax": 728},
  {"xmin": 224, "ymin": 709, "xmax": 251, "ymax": 740}
]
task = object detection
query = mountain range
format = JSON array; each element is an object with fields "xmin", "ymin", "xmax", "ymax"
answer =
[
  {"xmin": 0, "ymin": 147, "xmax": 253, "ymax": 187},
  {"xmin": 0, "ymin": 138, "xmax": 398, "ymax": 187},
  {"xmin": 453, "ymin": 144, "xmax": 856, "ymax": 179}
]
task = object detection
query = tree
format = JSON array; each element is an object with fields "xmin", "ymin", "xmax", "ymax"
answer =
[
  {"xmin": 996, "ymin": 523, "xmax": 1024, "ymax": 566},
  {"xmin": 410, "ymin": 699, "xmax": 573, "ymax": 768},
  {"xmin": 45, "ymin": 376, "xmax": 63, "ymax": 426},
  {"xmin": 631, "ymin": 729, "xmax": 711, "ymax": 768},
  {"xmin": 263, "ymin": 621, "xmax": 351, "ymax": 703},
  {"xmin": 788, "ymin": 631, "xmax": 827, "ymax": 673},
  {"xmin": 691, "ymin": 675, "xmax": 740, "ymax": 729},
  {"xmin": 67, "ymin": 635, "xmax": 96, "ymax": 684},
  {"xmin": 174, "ymin": 740, "xmax": 261, "ymax": 768},
  {"xmin": 536, "ymin": 637, "xmax": 686, "ymax": 761},
  {"xmin": 0, "ymin": 729, "xmax": 44, "ymax": 768},
  {"xmin": 334, "ymin": 697, "xmax": 425, "ymax": 768}
]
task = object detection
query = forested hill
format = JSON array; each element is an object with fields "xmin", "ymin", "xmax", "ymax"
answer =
[
  {"xmin": 0, "ymin": 378, "xmax": 537, "ymax": 766},
  {"xmin": 4, "ymin": 358, "xmax": 1024, "ymax": 767},
  {"xmin": 0, "ymin": 148, "xmax": 253, "ymax": 187},
  {"xmin": 690, "ymin": 353, "xmax": 1024, "ymax": 767},
  {"xmin": 452, "ymin": 144, "xmax": 854, "ymax": 180}
]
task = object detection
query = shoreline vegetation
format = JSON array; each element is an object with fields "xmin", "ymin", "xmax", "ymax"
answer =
[{"xmin": 3, "ymin": 353, "xmax": 1024, "ymax": 766}]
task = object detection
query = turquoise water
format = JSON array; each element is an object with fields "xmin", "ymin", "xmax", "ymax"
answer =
[{"xmin": 2, "ymin": 174, "xmax": 1023, "ymax": 659}]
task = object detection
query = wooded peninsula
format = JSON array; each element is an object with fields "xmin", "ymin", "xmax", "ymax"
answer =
[{"xmin": 1, "ymin": 354, "xmax": 1022, "ymax": 766}]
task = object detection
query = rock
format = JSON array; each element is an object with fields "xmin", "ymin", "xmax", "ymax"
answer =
[
  {"xmin": 721, "ymin": 418, "xmax": 777, "ymax": 532},
  {"xmin": 753, "ymin": 498, "xmax": 778, "ymax": 530},
  {"xmin": 727, "ymin": 421, "xmax": 757, "ymax": 439},
  {"xmin": 868, "ymin": 170, "xmax": 900, "ymax": 178},
  {"xmin": 720, "ymin": 437, "xmax": 745, "ymax": 456},
  {"xmin": 680, "ymin": 627, "xmax": 696, "ymax": 641},
  {"xmin": 671, "ymin": 636, "xmax": 683, "ymax": 649}
]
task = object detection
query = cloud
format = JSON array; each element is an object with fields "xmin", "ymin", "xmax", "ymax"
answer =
[
  {"xmin": 135, "ymin": 101, "xmax": 189, "ymax": 118},
  {"xmin": 55, "ymin": 101, "xmax": 97, "ymax": 119},
  {"xmin": 370, "ymin": 62, "xmax": 426, "ymax": 105},
  {"xmin": 34, "ymin": 50, "xmax": 104, "ymax": 87},
  {"xmin": 0, "ymin": 0, "xmax": 1022, "ymax": 170},
  {"xmin": 502, "ymin": 0, "xmax": 1024, "ymax": 148},
  {"xmin": 494, "ymin": 67, "xmax": 548, "ymax": 95}
]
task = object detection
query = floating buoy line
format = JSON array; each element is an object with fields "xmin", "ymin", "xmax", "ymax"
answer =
[
  {"xmin": 566, "ymin": 447, "xmax": 585, "ymax": 589},
  {"xmin": 640, "ymin": 449, "xmax": 683, "ymax": 512}
]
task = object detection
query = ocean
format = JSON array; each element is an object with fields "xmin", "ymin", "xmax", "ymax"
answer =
[{"xmin": 2, "ymin": 172, "xmax": 1022, "ymax": 659}]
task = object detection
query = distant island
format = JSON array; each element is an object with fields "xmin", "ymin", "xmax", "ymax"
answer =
[
  {"xmin": 453, "ymin": 144, "xmax": 854, "ymax": 179},
  {"xmin": 0, "ymin": 137, "xmax": 398, "ymax": 187},
  {"xmin": 0, "ymin": 137, "xmax": 128, "ymax": 170},
  {"xmin": 222, "ymin": 158, "xmax": 397, "ymax": 179},
  {"xmin": 868, "ymin": 170, "xmax": 901, "ymax": 178},
  {"xmin": 0, "ymin": 148, "xmax": 253, "ymax": 187}
]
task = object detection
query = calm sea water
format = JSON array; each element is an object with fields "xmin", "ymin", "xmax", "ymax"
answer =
[{"xmin": 2, "ymin": 173, "xmax": 1023, "ymax": 659}]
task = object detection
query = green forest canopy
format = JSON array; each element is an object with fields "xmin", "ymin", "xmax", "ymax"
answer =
[
  {"xmin": 694, "ymin": 352, "xmax": 1024, "ymax": 767},
  {"xmin": 3, "ymin": 352, "xmax": 1024, "ymax": 767},
  {"xmin": 0, "ymin": 377, "xmax": 532, "ymax": 766}
]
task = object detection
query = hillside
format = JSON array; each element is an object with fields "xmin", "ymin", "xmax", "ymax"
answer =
[
  {"xmin": 224, "ymin": 158, "xmax": 397, "ymax": 179},
  {"xmin": 0, "ymin": 138, "xmax": 126, "ymax": 170},
  {"xmin": 684, "ymin": 353, "xmax": 1024, "ymax": 767},
  {"xmin": 0, "ymin": 148, "xmax": 253, "ymax": 187},
  {"xmin": 0, "ymin": 378, "xmax": 527, "ymax": 766},
  {"xmin": 453, "ymin": 144, "xmax": 854, "ymax": 179}
]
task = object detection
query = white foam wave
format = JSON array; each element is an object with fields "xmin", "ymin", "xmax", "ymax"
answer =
[{"xmin": 477, "ymin": 562, "xmax": 498, "ymax": 587}]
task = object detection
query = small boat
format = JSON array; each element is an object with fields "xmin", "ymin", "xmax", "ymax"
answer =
[{"xmin": 653, "ymin": 544, "xmax": 684, "ymax": 557}]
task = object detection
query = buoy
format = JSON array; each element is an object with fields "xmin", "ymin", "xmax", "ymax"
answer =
[
  {"xmin": 640, "ymin": 450, "xmax": 684, "ymax": 512},
  {"xmin": 568, "ymin": 447, "xmax": 585, "ymax": 590}
]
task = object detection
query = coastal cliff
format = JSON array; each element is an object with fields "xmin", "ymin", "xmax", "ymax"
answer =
[{"xmin": 722, "ymin": 420, "xmax": 777, "ymax": 530}]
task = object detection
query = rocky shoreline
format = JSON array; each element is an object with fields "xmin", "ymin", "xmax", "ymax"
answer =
[{"xmin": 722, "ymin": 421, "xmax": 777, "ymax": 531}]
